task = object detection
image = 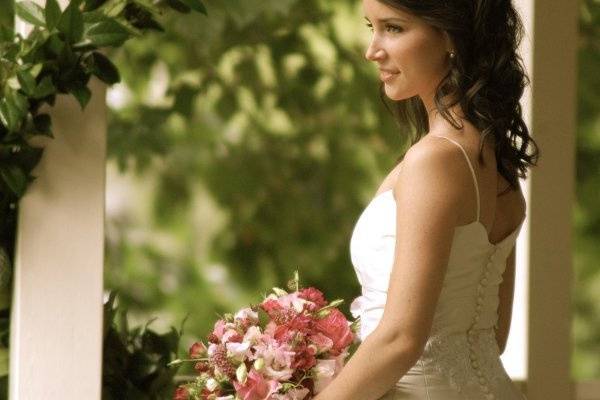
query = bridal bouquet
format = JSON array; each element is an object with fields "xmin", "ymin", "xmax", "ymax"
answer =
[{"xmin": 171, "ymin": 271, "xmax": 360, "ymax": 400}]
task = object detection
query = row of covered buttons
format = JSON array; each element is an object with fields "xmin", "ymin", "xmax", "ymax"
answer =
[{"xmin": 465, "ymin": 247, "xmax": 499, "ymax": 399}]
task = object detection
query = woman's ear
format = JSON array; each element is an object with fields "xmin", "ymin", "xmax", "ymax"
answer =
[{"xmin": 443, "ymin": 31, "xmax": 454, "ymax": 53}]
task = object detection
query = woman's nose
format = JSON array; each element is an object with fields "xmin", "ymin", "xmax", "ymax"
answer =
[{"xmin": 364, "ymin": 39, "xmax": 384, "ymax": 61}]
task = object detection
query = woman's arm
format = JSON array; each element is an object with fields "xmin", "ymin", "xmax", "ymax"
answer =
[
  {"xmin": 313, "ymin": 137, "xmax": 472, "ymax": 400},
  {"xmin": 495, "ymin": 245, "xmax": 516, "ymax": 355}
]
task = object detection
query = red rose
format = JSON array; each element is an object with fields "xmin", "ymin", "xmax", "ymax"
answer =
[
  {"xmin": 298, "ymin": 287, "xmax": 327, "ymax": 308},
  {"xmin": 272, "ymin": 313, "xmax": 312, "ymax": 343},
  {"xmin": 173, "ymin": 386, "xmax": 189, "ymax": 400},
  {"xmin": 260, "ymin": 299, "xmax": 284, "ymax": 318},
  {"xmin": 313, "ymin": 309, "xmax": 354, "ymax": 356},
  {"xmin": 291, "ymin": 341, "xmax": 318, "ymax": 370}
]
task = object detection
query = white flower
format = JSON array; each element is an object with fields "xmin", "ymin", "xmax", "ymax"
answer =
[
  {"xmin": 272, "ymin": 287, "xmax": 288, "ymax": 296},
  {"xmin": 226, "ymin": 341, "xmax": 252, "ymax": 363},
  {"xmin": 243, "ymin": 326, "xmax": 263, "ymax": 345},
  {"xmin": 234, "ymin": 307, "xmax": 259, "ymax": 322},
  {"xmin": 207, "ymin": 343, "xmax": 218, "ymax": 356},
  {"xmin": 222, "ymin": 328, "xmax": 241, "ymax": 342},
  {"xmin": 206, "ymin": 377, "xmax": 219, "ymax": 391},
  {"xmin": 236, "ymin": 362, "xmax": 248, "ymax": 384},
  {"xmin": 312, "ymin": 358, "xmax": 338, "ymax": 394}
]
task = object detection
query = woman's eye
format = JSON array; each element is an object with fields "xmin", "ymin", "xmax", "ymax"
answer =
[
  {"xmin": 385, "ymin": 24, "xmax": 403, "ymax": 33},
  {"xmin": 364, "ymin": 22, "xmax": 403, "ymax": 34}
]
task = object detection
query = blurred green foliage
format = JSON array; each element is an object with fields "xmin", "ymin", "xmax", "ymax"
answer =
[
  {"xmin": 102, "ymin": 291, "xmax": 184, "ymax": 399},
  {"xmin": 104, "ymin": 0, "xmax": 405, "ymax": 379},
  {"xmin": 104, "ymin": 0, "xmax": 600, "ymax": 384},
  {"xmin": 573, "ymin": 0, "xmax": 600, "ymax": 381}
]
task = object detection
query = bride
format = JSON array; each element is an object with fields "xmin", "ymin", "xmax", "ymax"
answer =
[{"xmin": 312, "ymin": 0, "xmax": 539, "ymax": 399}]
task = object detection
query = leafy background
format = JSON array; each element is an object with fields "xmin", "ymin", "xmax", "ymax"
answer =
[
  {"xmin": 573, "ymin": 0, "xmax": 600, "ymax": 380},
  {"xmin": 103, "ymin": 0, "xmax": 407, "ymax": 381},
  {"xmin": 102, "ymin": 0, "xmax": 600, "ymax": 382}
]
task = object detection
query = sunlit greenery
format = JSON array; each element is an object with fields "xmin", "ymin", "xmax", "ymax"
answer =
[
  {"xmin": 104, "ymin": 0, "xmax": 405, "ymax": 381},
  {"xmin": 572, "ymin": 0, "xmax": 600, "ymax": 381}
]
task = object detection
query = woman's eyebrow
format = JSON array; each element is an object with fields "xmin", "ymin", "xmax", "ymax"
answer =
[{"xmin": 364, "ymin": 16, "xmax": 408, "ymax": 23}]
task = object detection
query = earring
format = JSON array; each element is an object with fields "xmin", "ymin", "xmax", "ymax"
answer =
[{"xmin": 449, "ymin": 50, "xmax": 456, "ymax": 59}]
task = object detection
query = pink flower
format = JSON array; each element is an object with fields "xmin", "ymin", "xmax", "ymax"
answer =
[
  {"xmin": 252, "ymin": 337, "xmax": 296, "ymax": 381},
  {"xmin": 312, "ymin": 348, "xmax": 349, "ymax": 394},
  {"xmin": 308, "ymin": 332, "xmax": 333, "ymax": 355},
  {"xmin": 313, "ymin": 309, "xmax": 354, "ymax": 356},
  {"xmin": 232, "ymin": 369, "xmax": 281, "ymax": 400},
  {"xmin": 261, "ymin": 299, "xmax": 284, "ymax": 318},
  {"xmin": 212, "ymin": 319, "xmax": 227, "ymax": 341},
  {"xmin": 298, "ymin": 287, "xmax": 327, "ymax": 309},
  {"xmin": 223, "ymin": 328, "xmax": 243, "ymax": 343},
  {"xmin": 189, "ymin": 342, "xmax": 208, "ymax": 358},
  {"xmin": 270, "ymin": 387, "xmax": 310, "ymax": 399},
  {"xmin": 312, "ymin": 358, "xmax": 337, "ymax": 394},
  {"xmin": 290, "ymin": 341, "xmax": 317, "ymax": 370},
  {"xmin": 276, "ymin": 293, "xmax": 308, "ymax": 313}
]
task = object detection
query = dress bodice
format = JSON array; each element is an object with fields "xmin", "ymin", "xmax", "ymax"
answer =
[{"xmin": 348, "ymin": 135, "xmax": 527, "ymax": 399}]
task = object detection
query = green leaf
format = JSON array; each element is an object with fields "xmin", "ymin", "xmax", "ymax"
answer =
[
  {"xmin": 15, "ymin": 1, "xmax": 45, "ymax": 27},
  {"xmin": 11, "ymin": 144, "xmax": 44, "ymax": 173},
  {"xmin": 0, "ymin": 25, "xmax": 14, "ymax": 42},
  {"xmin": 72, "ymin": 39, "xmax": 97, "ymax": 52},
  {"xmin": 0, "ymin": 93, "xmax": 27, "ymax": 133},
  {"xmin": 33, "ymin": 113, "xmax": 53, "ymax": 137},
  {"xmin": 104, "ymin": 1, "xmax": 125, "ymax": 18},
  {"xmin": 17, "ymin": 70, "xmax": 36, "ymax": 96},
  {"xmin": 30, "ymin": 64, "xmax": 43, "ymax": 78},
  {"xmin": 44, "ymin": 0, "xmax": 62, "ymax": 30},
  {"xmin": 57, "ymin": 0, "xmax": 84, "ymax": 43},
  {"xmin": 86, "ymin": 19, "xmax": 130, "ymax": 47},
  {"xmin": 0, "ymin": 165, "xmax": 28, "ymax": 197},
  {"xmin": 163, "ymin": 0, "xmax": 191, "ymax": 14},
  {"xmin": 44, "ymin": 32, "xmax": 66, "ymax": 56},
  {"xmin": 82, "ymin": 10, "xmax": 108, "ymax": 24},
  {"xmin": 180, "ymin": 0, "xmax": 207, "ymax": 14},
  {"xmin": 87, "ymin": 51, "xmax": 120, "ymax": 84},
  {"xmin": 0, "ymin": 101, "xmax": 16, "ymax": 132},
  {"xmin": 70, "ymin": 85, "xmax": 92, "ymax": 109},
  {"xmin": 33, "ymin": 75, "xmax": 56, "ymax": 99},
  {"xmin": 82, "ymin": 0, "xmax": 108, "ymax": 12},
  {"xmin": 10, "ymin": 91, "xmax": 29, "ymax": 116},
  {"xmin": 170, "ymin": 84, "xmax": 197, "ymax": 117}
]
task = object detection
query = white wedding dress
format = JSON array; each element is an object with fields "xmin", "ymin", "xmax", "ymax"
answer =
[{"xmin": 349, "ymin": 136, "xmax": 527, "ymax": 399}]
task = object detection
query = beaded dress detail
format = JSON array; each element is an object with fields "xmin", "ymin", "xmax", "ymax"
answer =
[{"xmin": 349, "ymin": 136, "xmax": 527, "ymax": 399}]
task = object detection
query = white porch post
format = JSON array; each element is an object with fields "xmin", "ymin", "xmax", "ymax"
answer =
[
  {"xmin": 509, "ymin": 0, "xmax": 578, "ymax": 399},
  {"xmin": 9, "ymin": 2, "xmax": 106, "ymax": 397}
]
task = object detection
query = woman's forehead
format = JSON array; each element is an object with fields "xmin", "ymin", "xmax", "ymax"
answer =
[{"xmin": 362, "ymin": 0, "xmax": 412, "ymax": 22}]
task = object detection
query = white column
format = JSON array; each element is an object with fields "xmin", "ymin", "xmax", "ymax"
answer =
[
  {"xmin": 10, "ymin": 3, "xmax": 106, "ymax": 396},
  {"xmin": 511, "ymin": 0, "xmax": 578, "ymax": 399},
  {"xmin": 500, "ymin": 0, "xmax": 534, "ymax": 385}
]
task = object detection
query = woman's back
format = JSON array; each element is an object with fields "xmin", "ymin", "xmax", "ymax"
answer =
[{"xmin": 349, "ymin": 134, "xmax": 527, "ymax": 399}]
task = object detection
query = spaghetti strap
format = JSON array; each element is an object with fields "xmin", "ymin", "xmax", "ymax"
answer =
[{"xmin": 431, "ymin": 135, "xmax": 481, "ymax": 222}]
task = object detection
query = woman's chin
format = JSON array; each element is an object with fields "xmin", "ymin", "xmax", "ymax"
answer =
[{"xmin": 384, "ymin": 86, "xmax": 408, "ymax": 101}]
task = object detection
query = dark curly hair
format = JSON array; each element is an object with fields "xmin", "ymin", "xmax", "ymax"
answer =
[{"xmin": 377, "ymin": 0, "xmax": 540, "ymax": 196}]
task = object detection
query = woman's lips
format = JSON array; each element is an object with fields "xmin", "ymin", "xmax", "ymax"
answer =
[{"xmin": 380, "ymin": 70, "xmax": 399, "ymax": 82}]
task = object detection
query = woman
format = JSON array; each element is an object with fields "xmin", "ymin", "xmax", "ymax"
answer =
[{"xmin": 312, "ymin": 0, "xmax": 539, "ymax": 399}]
